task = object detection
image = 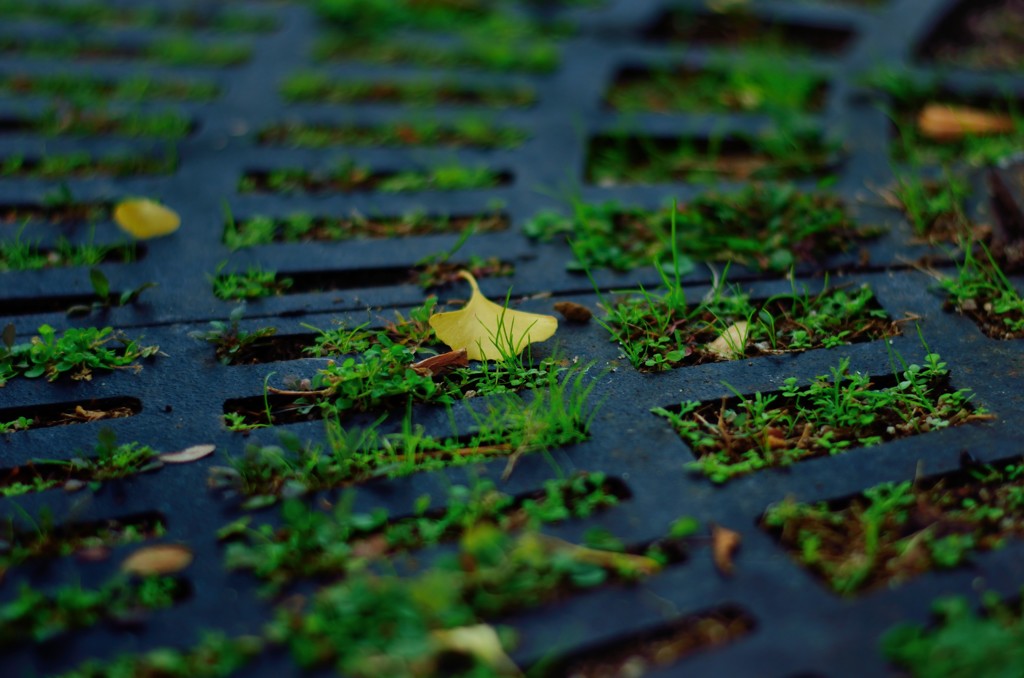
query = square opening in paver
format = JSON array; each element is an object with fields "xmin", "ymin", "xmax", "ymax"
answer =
[
  {"xmin": 654, "ymin": 354, "xmax": 991, "ymax": 483},
  {"xmin": 763, "ymin": 456, "xmax": 1024, "ymax": 595}
]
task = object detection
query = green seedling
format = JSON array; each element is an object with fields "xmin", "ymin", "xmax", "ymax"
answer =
[
  {"xmin": 608, "ymin": 59, "xmax": 825, "ymax": 115},
  {"xmin": 33, "ymin": 107, "xmax": 191, "ymax": 139},
  {"xmin": 314, "ymin": 32, "xmax": 559, "ymax": 73},
  {"xmin": 62, "ymin": 513, "xmax": 683, "ymax": 678},
  {"xmin": 0, "ymin": 0, "xmax": 274, "ymax": 32},
  {"xmin": 265, "ymin": 524, "xmax": 674, "ymax": 676},
  {"xmin": 222, "ymin": 472, "xmax": 620, "ymax": 590},
  {"xmin": 883, "ymin": 591, "xmax": 1024, "ymax": 676},
  {"xmin": 220, "ymin": 291, "xmax": 568, "ymax": 429},
  {"xmin": 526, "ymin": 184, "xmax": 873, "ymax": 273},
  {"xmin": 213, "ymin": 365, "xmax": 597, "ymax": 500},
  {"xmin": 0, "ymin": 324, "xmax": 159, "ymax": 386},
  {"xmin": 211, "ymin": 264, "xmax": 293, "ymax": 301},
  {"xmin": 191, "ymin": 305, "xmax": 279, "ymax": 365},
  {"xmin": 225, "ymin": 209, "xmax": 504, "ymax": 250},
  {"xmin": 222, "ymin": 412, "xmax": 266, "ymax": 433},
  {"xmin": 606, "ymin": 276, "xmax": 897, "ymax": 372},
  {"xmin": 765, "ymin": 458, "xmax": 1024, "ymax": 595},
  {"xmin": 0, "ymin": 35, "xmax": 250, "ymax": 67},
  {"xmin": 0, "ymin": 428, "xmax": 163, "ymax": 496},
  {"xmin": 294, "ymin": 300, "xmax": 434, "ymax": 362},
  {"xmin": 0, "ymin": 227, "xmax": 135, "ymax": 272},
  {"xmin": 259, "ymin": 117, "xmax": 526, "ymax": 150},
  {"xmin": 655, "ymin": 352, "xmax": 991, "ymax": 483},
  {"xmin": 378, "ymin": 163, "xmax": 504, "ymax": 193},
  {"xmin": 149, "ymin": 37, "xmax": 251, "ymax": 66},
  {"xmin": 587, "ymin": 125, "xmax": 835, "ymax": 185},
  {"xmin": 581, "ymin": 204, "xmax": 892, "ymax": 372},
  {"xmin": 208, "ymin": 260, "xmax": 495, "ymax": 301},
  {"xmin": 412, "ymin": 227, "xmax": 513, "ymax": 288},
  {"xmin": 416, "ymin": 254, "xmax": 513, "ymax": 289},
  {"xmin": 66, "ymin": 268, "xmax": 158, "ymax": 316},
  {"xmin": 238, "ymin": 161, "xmax": 502, "ymax": 195},
  {"xmin": 311, "ymin": 0, "xmax": 570, "ymax": 42},
  {"xmin": 304, "ymin": 297, "xmax": 438, "ymax": 358},
  {"xmin": 0, "ymin": 416, "xmax": 31, "ymax": 434},
  {"xmin": 0, "ymin": 73, "xmax": 217, "ymax": 103},
  {"xmin": 0, "ymin": 575, "xmax": 182, "ymax": 646},
  {"xmin": 559, "ymin": 199, "xmax": 893, "ymax": 371},
  {"xmin": 56, "ymin": 632, "xmax": 263, "ymax": 678},
  {"xmin": 308, "ymin": 337, "xmax": 561, "ymax": 412},
  {"xmin": 942, "ymin": 242, "xmax": 1024, "ymax": 339},
  {"xmin": 0, "ymin": 151, "xmax": 176, "ymax": 179},
  {"xmin": 0, "ymin": 512, "xmax": 164, "ymax": 577},
  {"xmin": 281, "ymin": 72, "xmax": 534, "ymax": 107},
  {"xmin": 886, "ymin": 171, "xmax": 972, "ymax": 240},
  {"xmin": 314, "ymin": 0, "xmax": 512, "ymax": 33},
  {"xmin": 606, "ymin": 277, "xmax": 897, "ymax": 371}
]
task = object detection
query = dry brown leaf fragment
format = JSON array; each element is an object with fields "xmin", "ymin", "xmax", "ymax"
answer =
[
  {"xmin": 917, "ymin": 103, "xmax": 1015, "ymax": 142},
  {"xmin": 72, "ymin": 405, "xmax": 106, "ymax": 422},
  {"xmin": 553, "ymin": 301, "xmax": 593, "ymax": 323},
  {"xmin": 706, "ymin": 321, "xmax": 749, "ymax": 360},
  {"xmin": 159, "ymin": 444, "xmax": 216, "ymax": 464},
  {"xmin": 121, "ymin": 544, "xmax": 193, "ymax": 575},
  {"xmin": 409, "ymin": 348, "xmax": 468, "ymax": 377},
  {"xmin": 711, "ymin": 524, "xmax": 741, "ymax": 576},
  {"xmin": 764, "ymin": 427, "xmax": 789, "ymax": 450}
]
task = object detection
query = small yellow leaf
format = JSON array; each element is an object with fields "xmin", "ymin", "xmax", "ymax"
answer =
[
  {"xmin": 429, "ymin": 272, "xmax": 557, "ymax": 361},
  {"xmin": 113, "ymin": 198, "xmax": 180, "ymax": 239},
  {"xmin": 121, "ymin": 544, "xmax": 193, "ymax": 575},
  {"xmin": 159, "ymin": 444, "xmax": 216, "ymax": 464},
  {"xmin": 706, "ymin": 321, "xmax": 749, "ymax": 360},
  {"xmin": 917, "ymin": 103, "xmax": 1015, "ymax": 142}
]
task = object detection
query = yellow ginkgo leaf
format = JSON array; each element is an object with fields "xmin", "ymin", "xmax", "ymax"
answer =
[
  {"xmin": 429, "ymin": 271, "xmax": 557, "ymax": 361},
  {"xmin": 113, "ymin": 198, "xmax": 180, "ymax": 239}
]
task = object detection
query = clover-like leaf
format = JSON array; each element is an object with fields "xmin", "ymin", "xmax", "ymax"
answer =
[
  {"xmin": 113, "ymin": 198, "xmax": 180, "ymax": 239},
  {"xmin": 429, "ymin": 271, "xmax": 557, "ymax": 361}
]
